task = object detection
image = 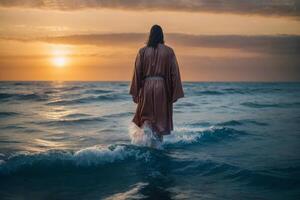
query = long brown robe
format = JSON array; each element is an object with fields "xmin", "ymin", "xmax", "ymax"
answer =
[{"xmin": 129, "ymin": 43, "xmax": 184, "ymax": 135}]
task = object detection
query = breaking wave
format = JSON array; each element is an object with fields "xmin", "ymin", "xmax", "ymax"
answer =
[
  {"xmin": 0, "ymin": 144, "xmax": 152, "ymax": 176},
  {"xmin": 164, "ymin": 126, "xmax": 248, "ymax": 146}
]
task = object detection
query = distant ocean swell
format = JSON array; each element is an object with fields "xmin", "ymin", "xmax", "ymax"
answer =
[
  {"xmin": 46, "ymin": 94, "xmax": 129, "ymax": 106},
  {"xmin": 27, "ymin": 112, "xmax": 135, "ymax": 127},
  {"xmin": 0, "ymin": 111, "xmax": 19, "ymax": 118},
  {"xmin": 0, "ymin": 93, "xmax": 48, "ymax": 102},
  {"xmin": 0, "ymin": 92, "xmax": 129, "ymax": 104},
  {"xmin": 32, "ymin": 116, "xmax": 107, "ymax": 127},
  {"xmin": 183, "ymin": 86, "xmax": 293, "ymax": 96},
  {"xmin": 241, "ymin": 102, "xmax": 300, "ymax": 108},
  {"xmin": 1, "ymin": 83, "xmax": 299, "ymax": 109}
]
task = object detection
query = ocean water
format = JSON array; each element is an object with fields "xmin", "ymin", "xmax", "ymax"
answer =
[{"xmin": 0, "ymin": 81, "xmax": 300, "ymax": 200}]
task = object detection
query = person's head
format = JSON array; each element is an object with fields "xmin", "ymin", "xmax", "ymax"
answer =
[{"xmin": 147, "ymin": 24, "xmax": 164, "ymax": 48}]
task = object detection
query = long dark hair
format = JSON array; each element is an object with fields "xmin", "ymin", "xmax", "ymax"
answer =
[{"xmin": 147, "ymin": 25, "xmax": 164, "ymax": 48}]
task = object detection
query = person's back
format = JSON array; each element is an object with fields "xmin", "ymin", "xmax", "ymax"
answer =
[
  {"xmin": 139, "ymin": 43, "xmax": 172, "ymax": 78},
  {"xmin": 129, "ymin": 25, "xmax": 184, "ymax": 148}
]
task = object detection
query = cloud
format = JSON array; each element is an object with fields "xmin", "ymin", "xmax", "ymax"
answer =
[
  {"xmin": 42, "ymin": 33, "xmax": 146, "ymax": 46},
  {"xmin": 180, "ymin": 55, "xmax": 300, "ymax": 81},
  {"xmin": 0, "ymin": 53, "xmax": 102, "ymax": 60},
  {"xmin": 0, "ymin": 0, "xmax": 299, "ymax": 18},
  {"xmin": 169, "ymin": 34, "xmax": 300, "ymax": 55},
  {"xmin": 28, "ymin": 33, "xmax": 300, "ymax": 55}
]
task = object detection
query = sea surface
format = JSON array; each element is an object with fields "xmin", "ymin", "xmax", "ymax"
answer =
[{"xmin": 0, "ymin": 81, "xmax": 300, "ymax": 200}]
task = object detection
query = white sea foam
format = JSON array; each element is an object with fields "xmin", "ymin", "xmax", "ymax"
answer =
[
  {"xmin": 128, "ymin": 122, "xmax": 163, "ymax": 149},
  {"xmin": 129, "ymin": 122, "xmax": 233, "ymax": 147},
  {"xmin": 164, "ymin": 126, "xmax": 222, "ymax": 145},
  {"xmin": 173, "ymin": 125, "xmax": 214, "ymax": 133},
  {"xmin": 74, "ymin": 145, "xmax": 132, "ymax": 166}
]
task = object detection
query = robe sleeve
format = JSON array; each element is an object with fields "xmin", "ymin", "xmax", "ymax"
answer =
[
  {"xmin": 170, "ymin": 49, "xmax": 184, "ymax": 103},
  {"xmin": 129, "ymin": 49, "xmax": 143, "ymax": 103}
]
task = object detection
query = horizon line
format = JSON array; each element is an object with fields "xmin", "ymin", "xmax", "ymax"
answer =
[{"xmin": 0, "ymin": 80, "xmax": 299, "ymax": 83}]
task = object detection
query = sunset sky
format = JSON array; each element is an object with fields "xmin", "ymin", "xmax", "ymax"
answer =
[{"xmin": 0, "ymin": 0, "xmax": 299, "ymax": 81}]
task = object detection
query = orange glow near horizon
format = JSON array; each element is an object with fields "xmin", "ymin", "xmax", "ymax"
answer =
[{"xmin": 0, "ymin": 6, "xmax": 299, "ymax": 81}]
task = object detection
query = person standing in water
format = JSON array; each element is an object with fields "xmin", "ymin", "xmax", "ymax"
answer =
[{"xmin": 129, "ymin": 25, "xmax": 184, "ymax": 147}]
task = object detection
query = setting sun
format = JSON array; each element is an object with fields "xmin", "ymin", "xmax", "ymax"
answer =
[{"xmin": 52, "ymin": 56, "xmax": 68, "ymax": 68}]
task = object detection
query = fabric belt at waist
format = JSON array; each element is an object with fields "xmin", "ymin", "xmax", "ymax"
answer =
[{"xmin": 144, "ymin": 76, "xmax": 164, "ymax": 81}]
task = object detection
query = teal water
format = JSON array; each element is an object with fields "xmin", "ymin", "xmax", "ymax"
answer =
[{"xmin": 0, "ymin": 82, "xmax": 300, "ymax": 199}]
